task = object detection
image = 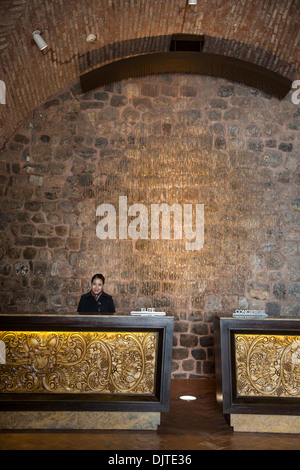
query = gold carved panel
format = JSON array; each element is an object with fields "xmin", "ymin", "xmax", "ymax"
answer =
[
  {"xmin": 0, "ymin": 331, "xmax": 157, "ymax": 395},
  {"xmin": 235, "ymin": 334, "xmax": 300, "ymax": 398}
]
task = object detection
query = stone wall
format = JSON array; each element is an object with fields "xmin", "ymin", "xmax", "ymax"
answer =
[{"xmin": 0, "ymin": 74, "xmax": 299, "ymax": 378}]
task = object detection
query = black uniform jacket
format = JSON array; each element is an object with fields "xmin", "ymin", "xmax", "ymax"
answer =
[{"xmin": 77, "ymin": 291, "xmax": 115, "ymax": 314}]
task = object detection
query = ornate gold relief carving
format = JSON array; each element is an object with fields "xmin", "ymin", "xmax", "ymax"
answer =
[
  {"xmin": 235, "ymin": 334, "xmax": 300, "ymax": 398},
  {"xmin": 0, "ymin": 331, "xmax": 157, "ymax": 395}
]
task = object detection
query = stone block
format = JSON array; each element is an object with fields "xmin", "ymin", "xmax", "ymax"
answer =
[
  {"xmin": 180, "ymin": 334, "xmax": 198, "ymax": 348},
  {"xmin": 47, "ymin": 237, "xmax": 65, "ymax": 248},
  {"xmin": 31, "ymin": 145, "xmax": 52, "ymax": 162},
  {"xmin": 248, "ymin": 282, "xmax": 270, "ymax": 300},
  {"xmin": 23, "ymin": 247, "xmax": 37, "ymax": 259},
  {"xmin": 289, "ymin": 283, "xmax": 300, "ymax": 299},
  {"xmin": 66, "ymin": 237, "xmax": 81, "ymax": 251},
  {"xmin": 273, "ymin": 283, "xmax": 286, "ymax": 300},
  {"xmin": 231, "ymin": 414, "xmax": 300, "ymax": 434},
  {"xmin": 205, "ymin": 295, "xmax": 222, "ymax": 311},
  {"xmin": 0, "ymin": 411, "xmax": 160, "ymax": 430}
]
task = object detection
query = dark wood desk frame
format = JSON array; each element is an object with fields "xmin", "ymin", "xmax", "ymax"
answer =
[
  {"xmin": 214, "ymin": 316, "xmax": 300, "ymax": 416},
  {"xmin": 0, "ymin": 314, "xmax": 174, "ymax": 413}
]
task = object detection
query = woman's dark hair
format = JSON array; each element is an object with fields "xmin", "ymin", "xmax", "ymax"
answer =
[{"xmin": 91, "ymin": 273, "xmax": 105, "ymax": 284}]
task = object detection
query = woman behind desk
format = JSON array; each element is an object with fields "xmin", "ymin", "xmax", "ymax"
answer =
[{"xmin": 77, "ymin": 273, "xmax": 115, "ymax": 314}]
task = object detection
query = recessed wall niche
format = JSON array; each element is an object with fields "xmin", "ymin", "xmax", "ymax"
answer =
[{"xmin": 0, "ymin": 73, "xmax": 299, "ymax": 378}]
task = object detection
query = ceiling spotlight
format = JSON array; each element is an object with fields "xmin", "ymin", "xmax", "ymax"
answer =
[
  {"xmin": 86, "ymin": 34, "xmax": 97, "ymax": 43},
  {"xmin": 32, "ymin": 30, "xmax": 47, "ymax": 51},
  {"xmin": 188, "ymin": 0, "xmax": 197, "ymax": 4}
]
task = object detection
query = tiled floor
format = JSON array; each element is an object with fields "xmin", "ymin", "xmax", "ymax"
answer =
[{"xmin": 1, "ymin": 379, "xmax": 300, "ymax": 450}]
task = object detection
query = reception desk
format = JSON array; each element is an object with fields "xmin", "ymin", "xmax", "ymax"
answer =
[
  {"xmin": 214, "ymin": 316, "xmax": 300, "ymax": 433},
  {"xmin": 0, "ymin": 314, "xmax": 174, "ymax": 430}
]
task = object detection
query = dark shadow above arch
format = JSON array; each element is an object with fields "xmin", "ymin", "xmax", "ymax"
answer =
[{"xmin": 80, "ymin": 51, "xmax": 292, "ymax": 99}]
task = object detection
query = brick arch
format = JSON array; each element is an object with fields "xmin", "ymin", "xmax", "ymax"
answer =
[
  {"xmin": 0, "ymin": 0, "xmax": 299, "ymax": 149},
  {"xmin": 79, "ymin": 50, "xmax": 292, "ymax": 99}
]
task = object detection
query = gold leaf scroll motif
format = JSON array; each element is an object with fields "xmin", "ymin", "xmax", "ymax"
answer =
[
  {"xmin": 0, "ymin": 331, "xmax": 157, "ymax": 394},
  {"xmin": 235, "ymin": 334, "xmax": 300, "ymax": 397}
]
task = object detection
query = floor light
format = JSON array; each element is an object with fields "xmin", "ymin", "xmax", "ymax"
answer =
[{"xmin": 179, "ymin": 395, "xmax": 198, "ymax": 401}]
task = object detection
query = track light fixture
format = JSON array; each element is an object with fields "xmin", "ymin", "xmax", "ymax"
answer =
[
  {"xmin": 32, "ymin": 30, "xmax": 47, "ymax": 51},
  {"xmin": 86, "ymin": 33, "xmax": 97, "ymax": 43}
]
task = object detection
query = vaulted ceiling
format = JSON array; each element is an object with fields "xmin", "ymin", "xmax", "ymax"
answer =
[{"xmin": 1, "ymin": 0, "xmax": 299, "ymax": 150}]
